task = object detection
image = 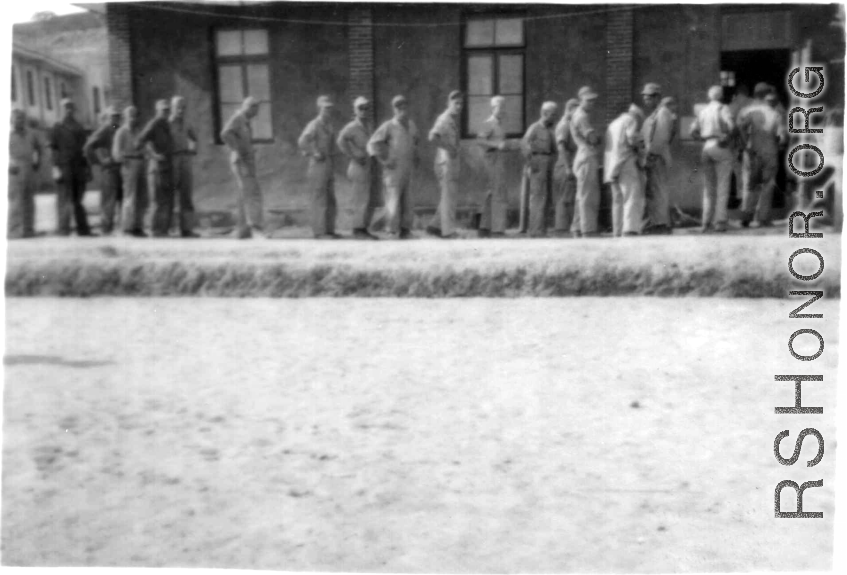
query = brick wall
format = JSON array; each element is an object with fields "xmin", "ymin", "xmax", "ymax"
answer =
[
  {"xmin": 106, "ymin": 2, "xmax": 133, "ymax": 110},
  {"xmin": 349, "ymin": 7, "xmax": 374, "ymax": 106},
  {"xmin": 605, "ymin": 6, "xmax": 634, "ymax": 123}
]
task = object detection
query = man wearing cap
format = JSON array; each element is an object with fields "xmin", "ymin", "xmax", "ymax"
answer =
[
  {"xmin": 137, "ymin": 99, "xmax": 175, "ymax": 237},
  {"xmin": 570, "ymin": 86, "xmax": 602, "ymax": 237},
  {"xmin": 367, "ymin": 95, "xmax": 419, "ymax": 239},
  {"xmin": 690, "ymin": 86, "xmax": 735, "ymax": 233},
  {"xmin": 476, "ymin": 95, "xmax": 518, "ymax": 237},
  {"xmin": 426, "ymin": 90, "xmax": 463, "ymax": 239},
  {"xmin": 299, "ymin": 95, "xmax": 340, "ymax": 239},
  {"xmin": 520, "ymin": 101, "xmax": 558, "ymax": 237},
  {"xmin": 553, "ymin": 98, "xmax": 580, "ymax": 236},
  {"xmin": 49, "ymin": 98, "xmax": 93, "ymax": 236},
  {"xmin": 112, "ymin": 106, "xmax": 148, "ymax": 237},
  {"xmin": 84, "ymin": 106, "xmax": 123, "ymax": 235},
  {"xmin": 641, "ymin": 82, "xmax": 675, "ymax": 234},
  {"xmin": 169, "ymin": 95, "xmax": 199, "ymax": 238},
  {"xmin": 337, "ymin": 96, "xmax": 379, "ymax": 240},
  {"xmin": 604, "ymin": 104, "xmax": 646, "ymax": 237},
  {"xmin": 221, "ymin": 97, "xmax": 265, "ymax": 239},
  {"xmin": 8, "ymin": 109, "xmax": 42, "ymax": 239},
  {"xmin": 736, "ymin": 83, "xmax": 786, "ymax": 227}
]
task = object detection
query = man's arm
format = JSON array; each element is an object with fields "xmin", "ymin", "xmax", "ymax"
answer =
[
  {"xmin": 428, "ymin": 116, "xmax": 458, "ymax": 157},
  {"xmin": 112, "ymin": 128, "xmax": 126, "ymax": 163},
  {"xmin": 297, "ymin": 121, "xmax": 320, "ymax": 159}
]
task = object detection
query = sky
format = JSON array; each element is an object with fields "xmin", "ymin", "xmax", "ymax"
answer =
[{"xmin": 8, "ymin": 1, "xmax": 86, "ymax": 24}]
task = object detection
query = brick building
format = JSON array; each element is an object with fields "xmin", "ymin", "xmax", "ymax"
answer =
[{"xmin": 102, "ymin": 1, "xmax": 844, "ymax": 224}]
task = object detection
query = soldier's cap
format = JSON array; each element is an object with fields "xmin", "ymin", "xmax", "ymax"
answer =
[
  {"xmin": 155, "ymin": 99, "xmax": 171, "ymax": 111},
  {"xmin": 661, "ymin": 96, "xmax": 676, "ymax": 106},
  {"xmin": 628, "ymin": 104, "xmax": 645, "ymax": 121},
  {"xmin": 171, "ymin": 95, "xmax": 186, "ymax": 107},
  {"xmin": 448, "ymin": 90, "xmax": 464, "ymax": 102},
  {"xmin": 641, "ymin": 83, "xmax": 662, "ymax": 96},
  {"xmin": 317, "ymin": 95, "xmax": 335, "ymax": 108},
  {"xmin": 753, "ymin": 82, "xmax": 773, "ymax": 98},
  {"xmin": 392, "ymin": 95, "xmax": 408, "ymax": 107},
  {"xmin": 707, "ymin": 86, "xmax": 723, "ymax": 101},
  {"xmin": 490, "ymin": 95, "xmax": 505, "ymax": 107},
  {"xmin": 765, "ymin": 92, "xmax": 779, "ymax": 102},
  {"xmin": 60, "ymin": 98, "xmax": 75, "ymax": 108},
  {"xmin": 578, "ymin": 86, "xmax": 598, "ymax": 100},
  {"xmin": 104, "ymin": 105, "xmax": 120, "ymax": 116},
  {"xmin": 123, "ymin": 105, "xmax": 137, "ymax": 116},
  {"xmin": 353, "ymin": 96, "xmax": 370, "ymax": 108},
  {"xmin": 541, "ymin": 101, "xmax": 558, "ymax": 112},
  {"xmin": 564, "ymin": 98, "xmax": 580, "ymax": 112},
  {"xmin": 242, "ymin": 96, "xmax": 259, "ymax": 109}
]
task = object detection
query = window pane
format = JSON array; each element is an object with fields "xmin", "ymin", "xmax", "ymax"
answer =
[
  {"xmin": 252, "ymin": 102, "xmax": 273, "ymax": 140},
  {"xmin": 498, "ymin": 55, "xmax": 523, "ymax": 95},
  {"xmin": 467, "ymin": 55, "xmax": 493, "ymax": 96},
  {"xmin": 465, "ymin": 19, "xmax": 494, "ymax": 47},
  {"xmin": 467, "ymin": 96, "xmax": 491, "ymax": 136},
  {"xmin": 244, "ymin": 29, "xmax": 269, "ymax": 55},
  {"xmin": 26, "ymin": 71, "xmax": 35, "ymax": 105},
  {"xmin": 501, "ymin": 95, "xmax": 523, "ymax": 135},
  {"xmin": 44, "ymin": 77, "xmax": 53, "ymax": 110},
  {"xmin": 216, "ymin": 30, "xmax": 242, "ymax": 56},
  {"xmin": 218, "ymin": 65, "xmax": 244, "ymax": 103},
  {"xmin": 246, "ymin": 64, "xmax": 270, "ymax": 100},
  {"xmin": 494, "ymin": 18, "xmax": 524, "ymax": 46}
]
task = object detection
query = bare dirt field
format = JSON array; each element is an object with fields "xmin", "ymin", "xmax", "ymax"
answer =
[{"xmin": 2, "ymin": 298, "xmax": 837, "ymax": 571}]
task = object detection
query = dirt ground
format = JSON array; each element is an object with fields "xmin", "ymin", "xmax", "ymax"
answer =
[{"xmin": 2, "ymin": 298, "xmax": 837, "ymax": 571}]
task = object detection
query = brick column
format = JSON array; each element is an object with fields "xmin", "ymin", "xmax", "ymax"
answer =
[
  {"xmin": 106, "ymin": 2, "xmax": 134, "ymax": 109},
  {"xmin": 605, "ymin": 6, "xmax": 634, "ymax": 124},
  {"xmin": 349, "ymin": 7, "xmax": 375, "ymax": 107}
]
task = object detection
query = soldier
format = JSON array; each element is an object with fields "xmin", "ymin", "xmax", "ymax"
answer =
[
  {"xmin": 137, "ymin": 99, "xmax": 175, "ymax": 237},
  {"xmin": 520, "ymin": 101, "xmax": 558, "ymax": 238},
  {"xmin": 737, "ymin": 82, "xmax": 786, "ymax": 228},
  {"xmin": 169, "ymin": 95, "xmax": 199, "ymax": 238},
  {"xmin": 426, "ymin": 90, "xmax": 463, "ymax": 239},
  {"xmin": 299, "ymin": 95, "xmax": 340, "ymax": 239},
  {"xmin": 604, "ymin": 104, "xmax": 645, "ymax": 237},
  {"xmin": 83, "ymin": 105, "xmax": 123, "ymax": 235},
  {"xmin": 728, "ymin": 84, "xmax": 754, "ymax": 208},
  {"xmin": 367, "ymin": 95, "xmax": 419, "ymax": 239},
  {"xmin": 112, "ymin": 106, "xmax": 148, "ymax": 237},
  {"xmin": 553, "ymin": 98, "xmax": 580, "ymax": 236},
  {"xmin": 690, "ymin": 85, "xmax": 735, "ymax": 233},
  {"xmin": 570, "ymin": 86, "xmax": 601, "ymax": 237},
  {"xmin": 221, "ymin": 96, "xmax": 265, "ymax": 239},
  {"xmin": 49, "ymin": 98, "xmax": 92, "ymax": 236},
  {"xmin": 8, "ymin": 109, "xmax": 42, "ymax": 239},
  {"xmin": 641, "ymin": 82, "xmax": 675, "ymax": 234},
  {"xmin": 337, "ymin": 96, "xmax": 379, "ymax": 240},
  {"xmin": 476, "ymin": 95, "xmax": 518, "ymax": 238}
]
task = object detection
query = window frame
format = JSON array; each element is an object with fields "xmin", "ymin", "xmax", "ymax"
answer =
[
  {"xmin": 25, "ymin": 69, "xmax": 36, "ymax": 106},
  {"xmin": 460, "ymin": 13, "xmax": 527, "ymax": 139},
  {"xmin": 211, "ymin": 27, "xmax": 274, "ymax": 144}
]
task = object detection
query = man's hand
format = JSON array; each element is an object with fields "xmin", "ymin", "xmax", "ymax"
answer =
[
  {"xmin": 497, "ymin": 141, "xmax": 508, "ymax": 151},
  {"xmin": 51, "ymin": 166, "xmax": 63, "ymax": 182}
]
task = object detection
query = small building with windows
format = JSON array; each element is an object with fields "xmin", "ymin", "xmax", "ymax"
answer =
[{"xmin": 103, "ymin": 1, "xmax": 844, "ymax": 223}]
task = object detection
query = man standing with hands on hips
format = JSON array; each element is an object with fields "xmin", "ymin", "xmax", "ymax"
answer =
[
  {"xmin": 299, "ymin": 95, "xmax": 340, "ymax": 239},
  {"xmin": 337, "ymin": 96, "xmax": 379, "ymax": 240},
  {"xmin": 521, "ymin": 101, "xmax": 558, "ymax": 238},
  {"xmin": 427, "ymin": 90, "xmax": 464, "ymax": 239},
  {"xmin": 221, "ymin": 96, "xmax": 266, "ymax": 239}
]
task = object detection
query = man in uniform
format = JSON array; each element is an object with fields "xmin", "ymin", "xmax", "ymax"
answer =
[
  {"xmin": 641, "ymin": 82, "xmax": 675, "ymax": 234},
  {"xmin": 426, "ymin": 90, "xmax": 463, "ymax": 239},
  {"xmin": 337, "ymin": 96, "xmax": 380, "ymax": 240},
  {"xmin": 137, "ymin": 99, "xmax": 175, "ymax": 237},
  {"xmin": 112, "ymin": 105, "xmax": 148, "ymax": 237},
  {"xmin": 570, "ymin": 86, "xmax": 601, "ymax": 237},
  {"xmin": 299, "ymin": 95, "xmax": 340, "ymax": 239},
  {"xmin": 553, "ymin": 98, "xmax": 580, "ymax": 236},
  {"xmin": 367, "ymin": 95, "xmax": 419, "ymax": 239},
  {"xmin": 728, "ymin": 84, "xmax": 754, "ymax": 208},
  {"xmin": 604, "ymin": 104, "xmax": 645, "ymax": 237},
  {"xmin": 49, "ymin": 98, "xmax": 92, "ymax": 236},
  {"xmin": 476, "ymin": 95, "xmax": 518, "ymax": 238},
  {"xmin": 221, "ymin": 96, "xmax": 265, "ymax": 239},
  {"xmin": 737, "ymin": 82, "xmax": 786, "ymax": 228},
  {"xmin": 690, "ymin": 85, "xmax": 735, "ymax": 233},
  {"xmin": 8, "ymin": 109, "xmax": 42, "ymax": 239},
  {"xmin": 84, "ymin": 106, "xmax": 123, "ymax": 235},
  {"xmin": 169, "ymin": 95, "xmax": 199, "ymax": 237},
  {"xmin": 520, "ymin": 101, "xmax": 558, "ymax": 238}
]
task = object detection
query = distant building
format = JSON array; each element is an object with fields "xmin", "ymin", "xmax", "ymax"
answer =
[{"xmin": 11, "ymin": 43, "xmax": 88, "ymax": 128}]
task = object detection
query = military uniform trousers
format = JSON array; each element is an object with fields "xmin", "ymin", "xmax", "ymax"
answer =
[
  {"xmin": 553, "ymin": 157, "xmax": 579, "ymax": 233},
  {"xmin": 121, "ymin": 158, "xmax": 148, "ymax": 233},
  {"xmin": 701, "ymin": 144, "xmax": 734, "ymax": 227},
  {"xmin": 644, "ymin": 155, "xmax": 671, "ymax": 227},
  {"xmin": 348, "ymin": 159, "xmax": 380, "ymax": 230},
  {"xmin": 172, "ymin": 153, "xmax": 196, "ymax": 233},
  {"xmin": 147, "ymin": 158, "xmax": 175, "ymax": 236},
  {"xmin": 429, "ymin": 156, "xmax": 459, "ymax": 236},
  {"xmin": 574, "ymin": 155, "xmax": 600, "ymax": 234},
  {"xmin": 480, "ymin": 152, "xmax": 508, "ymax": 233},
  {"xmin": 99, "ymin": 165, "xmax": 123, "ymax": 234},
  {"xmin": 525, "ymin": 154, "xmax": 553, "ymax": 237},
  {"xmin": 611, "ymin": 157, "xmax": 644, "ymax": 236},
  {"xmin": 8, "ymin": 165, "xmax": 36, "ymax": 238},
  {"xmin": 741, "ymin": 150, "xmax": 778, "ymax": 224},
  {"xmin": 382, "ymin": 166, "xmax": 414, "ymax": 233},
  {"xmin": 308, "ymin": 158, "xmax": 337, "ymax": 236},
  {"xmin": 56, "ymin": 163, "xmax": 91, "ymax": 236},
  {"xmin": 231, "ymin": 158, "xmax": 264, "ymax": 233}
]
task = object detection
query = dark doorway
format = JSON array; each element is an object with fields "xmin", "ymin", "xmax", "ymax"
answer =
[{"xmin": 721, "ymin": 48, "xmax": 792, "ymax": 210}]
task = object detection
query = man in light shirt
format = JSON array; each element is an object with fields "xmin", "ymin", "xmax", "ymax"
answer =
[
  {"xmin": 112, "ymin": 106, "xmax": 148, "ymax": 237},
  {"xmin": 476, "ymin": 95, "xmax": 518, "ymax": 238},
  {"xmin": 337, "ymin": 96, "xmax": 379, "ymax": 240},
  {"xmin": 521, "ymin": 101, "xmax": 558, "ymax": 238},
  {"xmin": 604, "ymin": 104, "xmax": 645, "ymax": 237},
  {"xmin": 641, "ymin": 82, "xmax": 675, "ymax": 234},
  {"xmin": 553, "ymin": 98, "xmax": 580, "ymax": 237},
  {"xmin": 221, "ymin": 96, "xmax": 265, "ymax": 239},
  {"xmin": 570, "ymin": 86, "xmax": 602, "ymax": 237},
  {"xmin": 426, "ymin": 90, "xmax": 464, "ymax": 239},
  {"xmin": 299, "ymin": 95, "xmax": 340, "ymax": 239}
]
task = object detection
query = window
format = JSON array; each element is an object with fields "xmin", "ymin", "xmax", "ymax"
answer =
[
  {"xmin": 26, "ymin": 70, "xmax": 36, "ymax": 106},
  {"xmin": 463, "ymin": 15, "xmax": 525, "ymax": 137},
  {"xmin": 44, "ymin": 76, "xmax": 53, "ymax": 110},
  {"xmin": 92, "ymin": 86, "xmax": 101, "ymax": 116},
  {"xmin": 11, "ymin": 66, "xmax": 17, "ymax": 103},
  {"xmin": 720, "ymin": 70, "xmax": 736, "ymax": 87},
  {"xmin": 214, "ymin": 28, "xmax": 273, "ymax": 141}
]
